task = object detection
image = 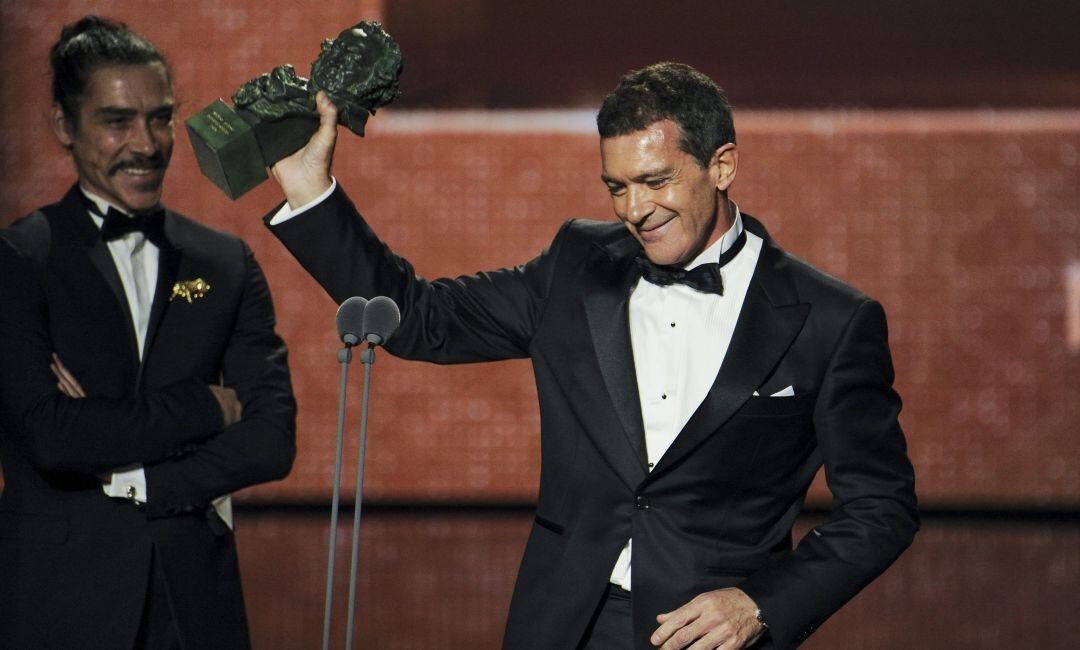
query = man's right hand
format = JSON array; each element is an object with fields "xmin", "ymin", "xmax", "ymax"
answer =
[
  {"xmin": 269, "ymin": 90, "xmax": 339, "ymax": 208},
  {"xmin": 209, "ymin": 384, "xmax": 242, "ymax": 428}
]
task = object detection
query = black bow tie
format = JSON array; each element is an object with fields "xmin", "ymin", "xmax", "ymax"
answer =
[
  {"xmin": 97, "ymin": 207, "xmax": 167, "ymax": 248},
  {"xmin": 635, "ymin": 229, "xmax": 747, "ymax": 296}
]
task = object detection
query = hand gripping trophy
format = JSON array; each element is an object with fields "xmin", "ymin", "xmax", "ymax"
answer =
[{"xmin": 186, "ymin": 21, "xmax": 403, "ymax": 199}]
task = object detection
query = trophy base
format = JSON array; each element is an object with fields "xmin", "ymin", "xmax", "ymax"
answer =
[
  {"xmin": 241, "ymin": 111, "xmax": 320, "ymax": 167},
  {"xmin": 185, "ymin": 100, "xmax": 268, "ymax": 200}
]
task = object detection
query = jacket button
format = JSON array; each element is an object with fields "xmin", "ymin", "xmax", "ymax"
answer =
[{"xmin": 634, "ymin": 496, "xmax": 650, "ymax": 510}]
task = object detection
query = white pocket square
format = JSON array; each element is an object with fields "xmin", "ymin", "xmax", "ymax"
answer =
[{"xmin": 752, "ymin": 385, "xmax": 795, "ymax": 397}]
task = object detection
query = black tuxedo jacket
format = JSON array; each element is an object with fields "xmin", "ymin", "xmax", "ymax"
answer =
[
  {"xmin": 268, "ymin": 186, "xmax": 917, "ymax": 649},
  {"xmin": 0, "ymin": 186, "xmax": 296, "ymax": 649}
]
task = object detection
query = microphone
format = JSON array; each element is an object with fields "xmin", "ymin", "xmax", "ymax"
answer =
[
  {"xmin": 323, "ymin": 296, "xmax": 367, "ymax": 650},
  {"xmin": 336, "ymin": 296, "xmax": 369, "ymax": 347},
  {"xmin": 343, "ymin": 295, "xmax": 400, "ymax": 650},
  {"xmin": 362, "ymin": 296, "xmax": 400, "ymax": 346}
]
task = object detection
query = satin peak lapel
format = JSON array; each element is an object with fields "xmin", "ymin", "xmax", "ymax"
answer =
[
  {"xmin": 137, "ymin": 217, "xmax": 182, "ymax": 389},
  {"xmin": 86, "ymin": 238, "xmax": 131, "ymax": 322},
  {"xmin": 64, "ymin": 195, "xmax": 142, "ymax": 360},
  {"xmin": 583, "ymin": 240, "xmax": 650, "ymax": 487},
  {"xmin": 650, "ymin": 232, "xmax": 810, "ymax": 478}
]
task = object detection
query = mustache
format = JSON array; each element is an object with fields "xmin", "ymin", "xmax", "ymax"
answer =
[{"xmin": 108, "ymin": 154, "xmax": 166, "ymax": 176}]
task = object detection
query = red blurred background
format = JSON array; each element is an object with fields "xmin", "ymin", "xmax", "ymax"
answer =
[{"xmin": 2, "ymin": 1, "xmax": 1077, "ymax": 647}]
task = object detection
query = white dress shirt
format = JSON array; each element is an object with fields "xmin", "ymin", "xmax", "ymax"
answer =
[
  {"xmin": 609, "ymin": 208, "xmax": 763, "ymax": 590},
  {"xmin": 83, "ymin": 187, "xmax": 157, "ymax": 505},
  {"xmin": 268, "ymin": 178, "xmax": 339, "ymax": 225},
  {"xmin": 82, "ymin": 188, "xmax": 232, "ymax": 528}
]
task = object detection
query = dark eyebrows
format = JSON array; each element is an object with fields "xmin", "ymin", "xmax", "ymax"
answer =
[
  {"xmin": 601, "ymin": 166, "xmax": 677, "ymax": 186},
  {"xmin": 93, "ymin": 101, "xmax": 176, "ymax": 119},
  {"xmin": 150, "ymin": 103, "xmax": 177, "ymax": 119},
  {"xmin": 94, "ymin": 107, "xmax": 138, "ymax": 119}
]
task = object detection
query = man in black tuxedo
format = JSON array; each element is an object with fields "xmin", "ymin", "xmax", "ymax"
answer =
[
  {"xmin": 266, "ymin": 63, "xmax": 917, "ymax": 649},
  {"xmin": 0, "ymin": 16, "xmax": 296, "ymax": 649}
]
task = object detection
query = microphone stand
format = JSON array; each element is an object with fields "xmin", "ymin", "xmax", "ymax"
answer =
[
  {"xmin": 323, "ymin": 345, "xmax": 354, "ymax": 650},
  {"xmin": 345, "ymin": 344, "xmax": 377, "ymax": 650}
]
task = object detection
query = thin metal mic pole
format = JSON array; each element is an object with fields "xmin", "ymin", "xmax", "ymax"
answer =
[
  {"xmin": 344, "ymin": 345, "xmax": 376, "ymax": 650},
  {"xmin": 323, "ymin": 346, "xmax": 353, "ymax": 650}
]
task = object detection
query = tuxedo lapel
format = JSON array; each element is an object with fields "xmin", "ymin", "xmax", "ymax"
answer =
[
  {"xmin": 650, "ymin": 218, "xmax": 810, "ymax": 478},
  {"xmin": 137, "ymin": 213, "xmax": 183, "ymax": 390},
  {"xmin": 86, "ymin": 239, "xmax": 134, "ymax": 332},
  {"xmin": 51, "ymin": 187, "xmax": 142, "ymax": 362},
  {"xmin": 582, "ymin": 235, "xmax": 650, "ymax": 487}
]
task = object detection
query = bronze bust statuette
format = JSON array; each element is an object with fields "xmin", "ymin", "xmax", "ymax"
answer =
[{"xmin": 186, "ymin": 21, "xmax": 403, "ymax": 199}]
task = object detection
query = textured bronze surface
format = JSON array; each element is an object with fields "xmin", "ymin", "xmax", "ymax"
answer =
[{"xmin": 186, "ymin": 20, "xmax": 403, "ymax": 198}]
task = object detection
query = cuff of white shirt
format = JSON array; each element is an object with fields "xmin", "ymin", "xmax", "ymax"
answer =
[
  {"xmin": 211, "ymin": 495, "xmax": 234, "ymax": 530},
  {"xmin": 102, "ymin": 465, "xmax": 148, "ymax": 504},
  {"xmin": 267, "ymin": 177, "xmax": 338, "ymax": 225}
]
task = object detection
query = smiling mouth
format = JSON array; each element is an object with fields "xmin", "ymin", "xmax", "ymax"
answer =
[
  {"xmin": 638, "ymin": 216, "xmax": 675, "ymax": 240},
  {"xmin": 110, "ymin": 157, "xmax": 165, "ymax": 178}
]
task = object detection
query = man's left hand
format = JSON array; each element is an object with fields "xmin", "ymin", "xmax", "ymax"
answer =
[
  {"xmin": 51, "ymin": 353, "xmax": 86, "ymax": 398},
  {"xmin": 651, "ymin": 588, "xmax": 765, "ymax": 649}
]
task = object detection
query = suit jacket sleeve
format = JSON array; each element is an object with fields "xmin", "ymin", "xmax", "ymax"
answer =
[
  {"xmin": 738, "ymin": 298, "xmax": 919, "ymax": 648},
  {"xmin": 0, "ymin": 235, "xmax": 224, "ymax": 475},
  {"xmin": 142, "ymin": 242, "xmax": 297, "ymax": 517},
  {"xmin": 266, "ymin": 184, "xmax": 562, "ymax": 364}
]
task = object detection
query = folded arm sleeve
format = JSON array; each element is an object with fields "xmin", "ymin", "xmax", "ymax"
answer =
[
  {"xmin": 0, "ymin": 237, "xmax": 223, "ymax": 475},
  {"xmin": 144, "ymin": 243, "xmax": 297, "ymax": 517}
]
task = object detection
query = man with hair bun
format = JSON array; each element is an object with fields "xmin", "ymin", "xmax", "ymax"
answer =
[{"xmin": 0, "ymin": 15, "xmax": 297, "ymax": 649}]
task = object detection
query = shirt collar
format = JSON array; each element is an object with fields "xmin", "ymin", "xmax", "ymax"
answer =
[
  {"xmin": 685, "ymin": 203, "xmax": 744, "ymax": 270},
  {"xmin": 79, "ymin": 185, "xmax": 131, "ymax": 229}
]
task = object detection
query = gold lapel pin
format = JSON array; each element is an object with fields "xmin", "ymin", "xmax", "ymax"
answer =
[{"xmin": 170, "ymin": 278, "xmax": 211, "ymax": 303}]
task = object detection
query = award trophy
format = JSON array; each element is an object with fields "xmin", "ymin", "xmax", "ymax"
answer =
[{"xmin": 185, "ymin": 21, "xmax": 403, "ymax": 199}]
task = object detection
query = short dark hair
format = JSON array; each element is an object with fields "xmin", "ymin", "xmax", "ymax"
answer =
[
  {"xmin": 49, "ymin": 15, "xmax": 170, "ymax": 125},
  {"xmin": 597, "ymin": 62, "xmax": 735, "ymax": 168}
]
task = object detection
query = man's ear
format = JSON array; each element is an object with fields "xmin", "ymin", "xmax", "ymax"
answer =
[
  {"xmin": 51, "ymin": 103, "xmax": 75, "ymax": 149},
  {"xmin": 711, "ymin": 143, "xmax": 739, "ymax": 192}
]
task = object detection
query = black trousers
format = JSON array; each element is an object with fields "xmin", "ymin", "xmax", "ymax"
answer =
[
  {"xmin": 133, "ymin": 547, "xmax": 183, "ymax": 650},
  {"xmin": 579, "ymin": 584, "xmax": 635, "ymax": 650}
]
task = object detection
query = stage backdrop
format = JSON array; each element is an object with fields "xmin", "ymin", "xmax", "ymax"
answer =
[
  {"xmin": 3, "ymin": 3, "xmax": 1079, "ymax": 648},
  {"xmin": 1, "ymin": 1, "xmax": 1077, "ymax": 510}
]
